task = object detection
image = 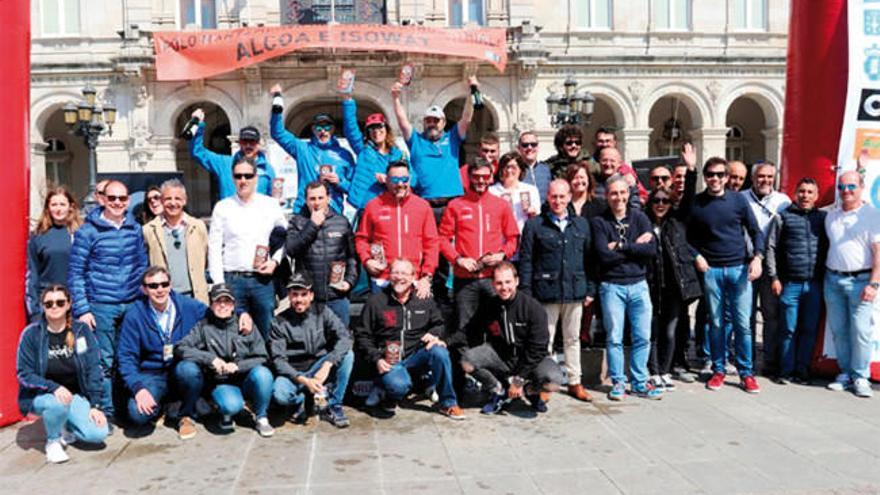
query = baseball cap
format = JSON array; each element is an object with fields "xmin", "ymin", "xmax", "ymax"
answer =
[
  {"xmin": 365, "ymin": 113, "xmax": 386, "ymax": 127},
  {"xmin": 285, "ymin": 272, "xmax": 314, "ymax": 291},
  {"xmin": 423, "ymin": 105, "xmax": 445, "ymax": 120},
  {"xmin": 239, "ymin": 126, "xmax": 260, "ymax": 142},
  {"xmin": 313, "ymin": 113, "xmax": 334, "ymax": 126},
  {"xmin": 209, "ymin": 283, "xmax": 235, "ymax": 303}
]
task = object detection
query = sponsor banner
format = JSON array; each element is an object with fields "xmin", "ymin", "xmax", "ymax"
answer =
[{"xmin": 153, "ymin": 24, "xmax": 508, "ymax": 81}]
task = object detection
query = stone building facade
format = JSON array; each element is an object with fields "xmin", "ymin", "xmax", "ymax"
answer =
[{"xmin": 30, "ymin": 0, "xmax": 788, "ymax": 218}]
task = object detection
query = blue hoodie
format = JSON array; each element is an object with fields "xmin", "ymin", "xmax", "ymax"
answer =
[
  {"xmin": 116, "ymin": 291, "xmax": 208, "ymax": 394},
  {"xmin": 190, "ymin": 122, "xmax": 276, "ymax": 199},
  {"xmin": 67, "ymin": 208, "xmax": 148, "ymax": 317},
  {"xmin": 270, "ymin": 110, "xmax": 355, "ymax": 213},
  {"xmin": 341, "ymin": 98, "xmax": 412, "ymax": 210}
]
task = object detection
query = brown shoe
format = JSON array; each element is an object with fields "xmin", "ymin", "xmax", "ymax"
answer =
[
  {"xmin": 539, "ymin": 391, "xmax": 552, "ymax": 403},
  {"xmin": 178, "ymin": 416, "xmax": 197, "ymax": 440},
  {"xmin": 439, "ymin": 404, "xmax": 466, "ymax": 421},
  {"xmin": 568, "ymin": 384, "xmax": 593, "ymax": 402}
]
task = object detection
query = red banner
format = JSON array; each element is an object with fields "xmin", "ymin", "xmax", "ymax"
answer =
[{"xmin": 153, "ymin": 24, "xmax": 508, "ymax": 81}]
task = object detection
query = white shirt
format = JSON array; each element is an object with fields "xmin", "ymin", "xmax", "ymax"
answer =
[
  {"xmin": 489, "ymin": 182, "xmax": 540, "ymax": 232},
  {"xmin": 742, "ymin": 189, "xmax": 791, "ymax": 238},
  {"xmin": 825, "ymin": 203, "xmax": 880, "ymax": 272},
  {"xmin": 208, "ymin": 192, "xmax": 289, "ymax": 283},
  {"xmin": 150, "ymin": 299, "xmax": 176, "ymax": 341}
]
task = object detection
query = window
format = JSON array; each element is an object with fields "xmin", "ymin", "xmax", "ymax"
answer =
[
  {"xmin": 448, "ymin": 0, "xmax": 486, "ymax": 27},
  {"xmin": 40, "ymin": 0, "xmax": 80, "ymax": 36},
  {"xmin": 733, "ymin": 0, "xmax": 766, "ymax": 30},
  {"xmin": 179, "ymin": 0, "xmax": 217, "ymax": 29},
  {"xmin": 726, "ymin": 125, "xmax": 745, "ymax": 161},
  {"xmin": 281, "ymin": 0, "xmax": 386, "ymax": 25},
  {"xmin": 45, "ymin": 138, "xmax": 71, "ymax": 187},
  {"xmin": 575, "ymin": 0, "xmax": 611, "ymax": 30},
  {"xmin": 654, "ymin": 0, "xmax": 690, "ymax": 30}
]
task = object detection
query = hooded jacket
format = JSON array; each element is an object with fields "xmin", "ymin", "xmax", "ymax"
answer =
[
  {"xmin": 268, "ymin": 305, "xmax": 352, "ymax": 380},
  {"xmin": 175, "ymin": 312, "xmax": 269, "ymax": 379},
  {"xmin": 270, "ymin": 110, "xmax": 355, "ymax": 214},
  {"xmin": 354, "ymin": 287, "xmax": 444, "ymax": 365},
  {"xmin": 190, "ymin": 122, "xmax": 275, "ymax": 199},
  {"xmin": 17, "ymin": 320, "xmax": 103, "ymax": 414},
  {"xmin": 67, "ymin": 208, "xmax": 148, "ymax": 317}
]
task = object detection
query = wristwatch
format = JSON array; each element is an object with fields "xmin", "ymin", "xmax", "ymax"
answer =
[
  {"xmin": 870, "ymin": 282, "xmax": 880, "ymax": 290},
  {"xmin": 509, "ymin": 376, "xmax": 525, "ymax": 388}
]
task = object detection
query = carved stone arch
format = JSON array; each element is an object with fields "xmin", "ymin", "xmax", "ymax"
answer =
[
  {"xmin": 153, "ymin": 83, "xmax": 244, "ymax": 138},
  {"xmin": 428, "ymin": 79, "xmax": 509, "ymax": 134},
  {"xmin": 576, "ymin": 82, "xmax": 635, "ymax": 130},
  {"xmin": 31, "ymin": 91, "xmax": 84, "ymax": 142},
  {"xmin": 717, "ymin": 82, "xmax": 784, "ymax": 129},
  {"xmin": 639, "ymin": 82, "xmax": 714, "ymax": 129}
]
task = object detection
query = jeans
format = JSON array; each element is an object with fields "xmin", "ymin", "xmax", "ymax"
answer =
[
  {"xmin": 226, "ymin": 272, "xmax": 276, "ymax": 339},
  {"xmin": 703, "ymin": 264, "xmax": 753, "ymax": 377},
  {"xmin": 323, "ymin": 298, "xmax": 351, "ymax": 328},
  {"xmin": 461, "ymin": 343, "xmax": 564, "ymax": 393},
  {"xmin": 91, "ymin": 301, "xmax": 130, "ymax": 416},
  {"xmin": 273, "ymin": 350, "xmax": 354, "ymax": 408},
  {"xmin": 544, "ymin": 302, "xmax": 583, "ymax": 381},
  {"xmin": 453, "ymin": 277, "xmax": 495, "ymax": 334},
  {"xmin": 778, "ymin": 279, "xmax": 822, "ymax": 377},
  {"xmin": 600, "ymin": 280, "xmax": 653, "ymax": 386},
  {"xmin": 127, "ymin": 360, "xmax": 204, "ymax": 425},
  {"xmin": 695, "ymin": 297, "xmax": 733, "ymax": 364},
  {"xmin": 753, "ymin": 274, "xmax": 781, "ymax": 373},
  {"xmin": 211, "ymin": 365, "xmax": 274, "ymax": 419},
  {"xmin": 381, "ymin": 346, "xmax": 458, "ymax": 408},
  {"xmin": 32, "ymin": 394, "xmax": 109, "ymax": 443},
  {"xmin": 824, "ymin": 272, "xmax": 874, "ymax": 380}
]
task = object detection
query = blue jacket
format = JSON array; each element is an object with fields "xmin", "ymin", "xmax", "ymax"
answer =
[
  {"xmin": 518, "ymin": 211, "xmax": 595, "ymax": 302},
  {"xmin": 591, "ymin": 208, "xmax": 656, "ymax": 284},
  {"xmin": 766, "ymin": 204, "xmax": 828, "ymax": 282},
  {"xmin": 270, "ymin": 110, "xmax": 355, "ymax": 213},
  {"xmin": 17, "ymin": 320, "xmax": 103, "ymax": 414},
  {"xmin": 189, "ymin": 122, "xmax": 275, "ymax": 199},
  {"xmin": 116, "ymin": 291, "xmax": 208, "ymax": 394},
  {"xmin": 67, "ymin": 208, "xmax": 148, "ymax": 317},
  {"xmin": 341, "ymin": 98, "xmax": 410, "ymax": 209}
]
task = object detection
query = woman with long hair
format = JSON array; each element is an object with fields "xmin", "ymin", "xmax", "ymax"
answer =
[
  {"xmin": 340, "ymin": 94, "xmax": 410, "ymax": 211},
  {"xmin": 566, "ymin": 161, "xmax": 607, "ymax": 219},
  {"xmin": 488, "ymin": 151, "xmax": 540, "ymax": 232},
  {"xmin": 26, "ymin": 186, "xmax": 83, "ymax": 320},
  {"xmin": 140, "ymin": 185, "xmax": 163, "ymax": 224},
  {"xmin": 16, "ymin": 284, "xmax": 108, "ymax": 463},
  {"xmin": 644, "ymin": 188, "xmax": 702, "ymax": 391}
]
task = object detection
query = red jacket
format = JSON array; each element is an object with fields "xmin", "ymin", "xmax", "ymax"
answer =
[
  {"xmin": 355, "ymin": 191, "xmax": 439, "ymax": 281},
  {"xmin": 439, "ymin": 190, "xmax": 519, "ymax": 279}
]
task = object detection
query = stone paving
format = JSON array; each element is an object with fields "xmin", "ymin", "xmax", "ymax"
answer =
[{"xmin": 2, "ymin": 375, "xmax": 880, "ymax": 495}]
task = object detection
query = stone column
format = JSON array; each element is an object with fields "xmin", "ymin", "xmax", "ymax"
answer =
[
  {"xmin": 762, "ymin": 127, "xmax": 781, "ymax": 165},
  {"xmin": 692, "ymin": 127, "xmax": 729, "ymax": 167},
  {"xmin": 621, "ymin": 128, "xmax": 652, "ymax": 162}
]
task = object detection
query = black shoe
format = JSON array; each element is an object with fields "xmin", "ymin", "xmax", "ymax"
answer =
[
  {"xmin": 526, "ymin": 394, "xmax": 548, "ymax": 413},
  {"xmin": 289, "ymin": 402, "xmax": 307, "ymax": 424},
  {"xmin": 321, "ymin": 405, "xmax": 350, "ymax": 428},
  {"xmin": 480, "ymin": 393, "xmax": 506, "ymax": 415}
]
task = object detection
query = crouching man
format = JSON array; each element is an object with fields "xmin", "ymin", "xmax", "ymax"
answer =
[
  {"xmin": 270, "ymin": 272, "xmax": 354, "ymax": 427},
  {"xmin": 175, "ymin": 283, "xmax": 275, "ymax": 437},
  {"xmin": 456, "ymin": 262, "xmax": 564, "ymax": 414},
  {"xmin": 354, "ymin": 259, "xmax": 465, "ymax": 420}
]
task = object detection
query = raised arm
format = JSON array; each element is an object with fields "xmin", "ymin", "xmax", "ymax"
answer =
[
  {"xmin": 269, "ymin": 83, "xmax": 306, "ymax": 159},
  {"xmin": 391, "ymin": 82, "xmax": 413, "ymax": 141},
  {"xmin": 457, "ymin": 75, "xmax": 478, "ymax": 139},
  {"xmin": 341, "ymin": 97, "xmax": 366, "ymax": 155}
]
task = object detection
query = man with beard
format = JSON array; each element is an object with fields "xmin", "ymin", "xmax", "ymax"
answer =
[{"xmin": 727, "ymin": 161, "xmax": 748, "ymax": 192}]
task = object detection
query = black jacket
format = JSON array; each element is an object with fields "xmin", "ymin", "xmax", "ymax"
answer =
[
  {"xmin": 591, "ymin": 207, "xmax": 656, "ymax": 284},
  {"xmin": 269, "ymin": 306, "xmax": 352, "ymax": 379},
  {"xmin": 518, "ymin": 211, "xmax": 595, "ymax": 302},
  {"xmin": 354, "ymin": 288, "xmax": 444, "ymax": 365},
  {"xmin": 458, "ymin": 292, "xmax": 549, "ymax": 378},
  {"xmin": 646, "ymin": 216, "xmax": 702, "ymax": 306},
  {"xmin": 285, "ymin": 209, "xmax": 358, "ymax": 302},
  {"xmin": 766, "ymin": 204, "xmax": 828, "ymax": 282},
  {"xmin": 175, "ymin": 313, "xmax": 269, "ymax": 380}
]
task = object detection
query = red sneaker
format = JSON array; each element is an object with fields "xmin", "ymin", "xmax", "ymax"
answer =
[
  {"xmin": 741, "ymin": 376, "xmax": 761, "ymax": 394},
  {"xmin": 706, "ymin": 372, "xmax": 725, "ymax": 391}
]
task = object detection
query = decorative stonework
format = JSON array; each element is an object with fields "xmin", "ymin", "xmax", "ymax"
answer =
[
  {"xmin": 628, "ymin": 81, "xmax": 645, "ymax": 109},
  {"xmin": 706, "ymin": 80, "xmax": 722, "ymax": 105}
]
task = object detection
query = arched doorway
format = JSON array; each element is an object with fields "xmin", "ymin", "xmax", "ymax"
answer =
[
  {"xmin": 725, "ymin": 96, "xmax": 768, "ymax": 166},
  {"xmin": 648, "ymin": 95, "xmax": 698, "ymax": 157},
  {"xmin": 40, "ymin": 108, "xmax": 89, "ymax": 201},
  {"xmin": 175, "ymin": 102, "xmax": 231, "ymax": 217},
  {"xmin": 442, "ymin": 97, "xmax": 498, "ymax": 164},
  {"xmin": 583, "ymin": 96, "xmax": 625, "ymax": 156}
]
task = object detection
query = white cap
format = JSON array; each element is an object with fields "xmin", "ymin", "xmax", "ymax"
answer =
[{"xmin": 423, "ymin": 105, "xmax": 445, "ymax": 119}]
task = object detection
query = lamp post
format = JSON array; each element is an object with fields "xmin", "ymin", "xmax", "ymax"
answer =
[
  {"xmin": 62, "ymin": 84, "xmax": 115, "ymax": 209},
  {"xmin": 545, "ymin": 75, "xmax": 595, "ymax": 128}
]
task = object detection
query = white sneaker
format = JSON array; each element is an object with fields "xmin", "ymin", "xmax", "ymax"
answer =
[
  {"xmin": 649, "ymin": 375, "xmax": 665, "ymax": 391},
  {"xmin": 827, "ymin": 373, "xmax": 852, "ymax": 392},
  {"xmin": 60, "ymin": 427, "xmax": 77, "ymax": 447},
  {"xmin": 853, "ymin": 378, "xmax": 874, "ymax": 398},
  {"xmin": 661, "ymin": 374, "xmax": 677, "ymax": 391},
  {"xmin": 255, "ymin": 417, "xmax": 275, "ymax": 438},
  {"xmin": 365, "ymin": 386, "xmax": 384, "ymax": 407},
  {"xmin": 45, "ymin": 440, "xmax": 69, "ymax": 464}
]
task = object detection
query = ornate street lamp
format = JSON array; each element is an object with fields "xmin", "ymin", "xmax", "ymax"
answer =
[
  {"xmin": 545, "ymin": 76, "xmax": 595, "ymax": 128},
  {"xmin": 63, "ymin": 84, "xmax": 116, "ymax": 208}
]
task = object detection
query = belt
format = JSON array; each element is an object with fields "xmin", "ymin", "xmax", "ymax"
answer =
[
  {"xmin": 226, "ymin": 270, "xmax": 260, "ymax": 278},
  {"xmin": 427, "ymin": 197, "xmax": 454, "ymax": 208},
  {"xmin": 827, "ymin": 268, "xmax": 871, "ymax": 277}
]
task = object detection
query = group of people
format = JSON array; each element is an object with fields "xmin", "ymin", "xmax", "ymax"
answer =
[{"xmin": 19, "ymin": 75, "xmax": 879, "ymax": 465}]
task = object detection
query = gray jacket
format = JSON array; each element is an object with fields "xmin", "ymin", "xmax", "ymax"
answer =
[
  {"xmin": 175, "ymin": 314, "xmax": 269, "ymax": 379},
  {"xmin": 269, "ymin": 305, "xmax": 353, "ymax": 380}
]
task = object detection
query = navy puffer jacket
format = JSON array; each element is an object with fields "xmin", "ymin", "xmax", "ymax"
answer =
[
  {"xmin": 68, "ymin": 208, "xmax": 148, "ymax": 317},
  {"xmin": 766, "ymin": 205, "xmax": 828, "ymax": 282}
]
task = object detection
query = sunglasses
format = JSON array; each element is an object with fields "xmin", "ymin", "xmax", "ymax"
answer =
[
  {"xmin": 233, "ymin": 173, "xmax": 256, "ymax": 181},
  {"xmin": 519, "ymin": 142, "xmax": 538, "ymax": 149},
  {"xmin": 837, "ymin": 183, "xmax": 858, "ymax": 192},
  {"xmin": 366, "ymin": 124, "xmax": 385, "ymax": 132},
  {"xmin": 704, "ymin": 171, "xmax": 727, "ymax": 179},
  {"xmin": 650, "ymin": 175, "xmax": 671, "ymax": 182},
  {"xmin": 471, "ymin": 173, "xmax": 493, "ymax": 180},
  {"xmin": 106, "ymin": 195, "xmax": 129, "ymax": 203},
  {"xmin": 144, "ymin": 281, "xmax": 171, "ymax": 290},
  {"xmin": 564, "ymin": 140, "xmax": 582, "ymax": 146},
  {"xmin": 651, "ymin": 198, "xmax": 672, "ymax": 205},
  {"xmin": 148, "ymin": 194, "xmax": 161, "ymax": 202},
  {"xmin": 313, "ymin": 124, "xmax": 333, "ymax": 132},
  {"xmin": 170, "ymin": 229, "xmax": 182, "ymax": 249},
  {"xmin": 43, "ymin": 299, "xmax": 68, "ymax": 309},
  {"xmin": 388, "ymin": 176, "xmax": 410, "ymax": 185}
]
